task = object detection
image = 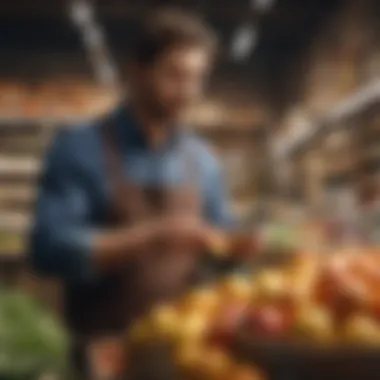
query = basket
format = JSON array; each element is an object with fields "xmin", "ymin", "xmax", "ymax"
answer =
[
  {"xmin": 127, "ymin": 341, "xmax": 182, "ymax": 380},
  {"xmin": 233, "ymin": 332, "xmax": 380, "ymax": 380}
]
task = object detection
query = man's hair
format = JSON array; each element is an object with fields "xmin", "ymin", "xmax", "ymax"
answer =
[{"xmin": 131, "ymin": 8, "xmax": 218, "ymax": 65}]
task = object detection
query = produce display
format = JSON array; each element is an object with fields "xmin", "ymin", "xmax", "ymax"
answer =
[
  {"xmin": 127, "ymin": 248, "xmax": 380, "ymax": 379},
  {"xmin": 242, "ymin": 249, "xmax": 380, "ymax": 345},
  {"xmin": 128, "ymin": 276, "xmax": 264, "ymax": 380},
  {"xmin": 0, "ymin": 289, "xmax": 70, "ymax": 379}
]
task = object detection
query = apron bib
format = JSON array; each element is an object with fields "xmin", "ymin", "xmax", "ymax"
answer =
[{"xmin": 67, "ymin": 118, "xmax": 201, "ymax": 378}]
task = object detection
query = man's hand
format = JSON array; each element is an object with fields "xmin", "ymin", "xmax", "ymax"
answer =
[
  {"xmin": 205, "ymin": 231, "xmax": 259, "ymax": 260},
  {"xmin": 93, "ymin": 217, "xmax": 258, "ymax": 273},
  {"xmin": 229, "ymin": 232, "xmax": 260, "ymax": 259},
  {"xmin": 92, "ymin": 217, "xmax": 219, "ymax": 272},
  {"xmin": 149, "ymin": 216, "xmax": 260, "ymax": 259},
  {"xmin": 150, "ymin": 216, "xmax": 259, "ymax": 259},
  {"xmin": 149, "ymin": 216, "xmax": 211, "ymax": 248}
]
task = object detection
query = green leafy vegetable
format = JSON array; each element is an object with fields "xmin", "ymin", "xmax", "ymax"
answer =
[{"xmin": 0, "ymin": 289, "xmax": 70, "ymax": 379}]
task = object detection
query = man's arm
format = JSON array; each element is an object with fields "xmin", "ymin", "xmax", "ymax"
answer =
[
  {"xmin": 28, "ymin": 129, "xmax": 153, "ymax": 282},
  {"xmin": 29, "ymin": 129, "xmax": 209, "ymax": 281}
]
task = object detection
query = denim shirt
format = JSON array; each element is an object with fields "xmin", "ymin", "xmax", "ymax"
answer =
[{"xmin": 28, "ymin": 106, "xmax": 234, "ymax": 283}]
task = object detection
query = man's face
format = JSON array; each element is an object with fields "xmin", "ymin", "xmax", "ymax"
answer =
[{"xmin": 135, "ymin": 46, "xmax": 212, "ymax": 120}]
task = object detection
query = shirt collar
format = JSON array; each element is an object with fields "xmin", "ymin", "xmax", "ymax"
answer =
[{"xmin": 112, "ymin": 104, "xmax": 185, "ymax": 151}]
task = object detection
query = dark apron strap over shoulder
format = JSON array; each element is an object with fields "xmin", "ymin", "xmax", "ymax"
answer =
[
  {"xmin": 69, "ymin": 116, "xmax": 204, "ymax": 379},
  {"xmin": 100, "ymin": 117, "xmax": 149, "ymax": 224}
]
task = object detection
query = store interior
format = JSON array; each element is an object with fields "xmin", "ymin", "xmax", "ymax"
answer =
[{"xmin": 0, "ymin": 0, "xmax": 380, "ymax": 379}]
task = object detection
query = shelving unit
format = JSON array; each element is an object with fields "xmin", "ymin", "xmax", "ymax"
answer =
[
  {"xmin": 268, "ymin": 72, "xmax": 380, "ymax": 210},
  {"xmin": 273, "ymin": 79, "xmax": 380, "ymax": 160},
  {"xmin": 0, "ymin": 118, "xmax": 56, "ymax": 269}
]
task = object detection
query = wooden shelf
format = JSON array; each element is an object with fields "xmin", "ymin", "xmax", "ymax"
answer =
[
  {"xmin": 0, "ymin": 211, "xmax": 30, "ymax": 233},
  {"xmin": 0, "ymin": 130, "xmax": 49, "ymax": 148},
  {"xmin": 0, "ymin": 115, "xmax": 67, "ymax": 126},
  {"xmin": 197, "ymin": 127, "xmax": 265, "ymax": 140},
  {"xmin": 0, "ymin": 155, "xmax": 40, "ymax": 179}
]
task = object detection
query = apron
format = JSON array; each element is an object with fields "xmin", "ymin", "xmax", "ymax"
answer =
[{"xmin": 67, "ymin": 119, "xmax": 202, "ymax": 378}]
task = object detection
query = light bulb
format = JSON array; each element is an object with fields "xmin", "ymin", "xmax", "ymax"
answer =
[
  {"xmin": 70, "ymin": 1, "xmax": 93, "ymax": 26},
  {"xmin": 231, "ymin": 25, "xmax": 258, "ymax": 61}
]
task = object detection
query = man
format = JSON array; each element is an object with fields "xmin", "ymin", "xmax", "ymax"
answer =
[{"xmin": 29, "ymin": 8, "xmax": 250, "ymax": 377}]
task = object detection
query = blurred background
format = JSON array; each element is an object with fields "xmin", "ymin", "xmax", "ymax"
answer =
[{"xmin": 0, "ymin": 0, "xmax": 379, "ymax": 378}]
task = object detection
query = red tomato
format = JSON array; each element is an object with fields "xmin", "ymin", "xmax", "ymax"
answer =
[
  {"xmin": 247, "ymin": 305, "xmax": 292, "ymax": 338},
  {"xmin": 207, "ymin": 302, "xmax": 248, "ymax": 348}
]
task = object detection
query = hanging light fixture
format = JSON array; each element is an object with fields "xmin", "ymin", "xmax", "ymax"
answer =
[
  {"xmin": 82, "ymin": 25, "xmax": 104, "ymax": 48},
  {"xmin": 230, "ymin": 0, "xmax": 277, "ymax": 61},
  {"xmin": 69, "ymin": 0, "xmax": 93, "ymax": 27},
  {"xmin": 231, "ymin": 24, "xmax": 258, "ymax": 61},
  {"xmin": 68, "ymin": 0, "xmax": 119, "ymax": 89}
]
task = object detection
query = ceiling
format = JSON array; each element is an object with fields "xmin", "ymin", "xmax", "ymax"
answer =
[
  {"xmin": 0, "ymin": 0, "xmax": 342, "ymax": 66},
  {"xmin": 0, "ymin": 0, "xmax": 344, "ymax": 113}
]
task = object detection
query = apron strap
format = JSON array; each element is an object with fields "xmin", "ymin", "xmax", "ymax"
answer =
[
  {"xmin": 181, "ymin": 138, "xmax": 202, "ymax": 209},
  {"xmin": 100, "ymin": 118, "xmax": 149, "ymax": 223}
]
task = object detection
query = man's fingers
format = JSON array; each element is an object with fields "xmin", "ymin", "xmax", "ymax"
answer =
[
  {"xmin": 205, "ymin": 230, "xmax": 230, "ymax": 258},
  {"xmin": 157, "ymin": 216, "xmax": 204, "ymax": 239}
]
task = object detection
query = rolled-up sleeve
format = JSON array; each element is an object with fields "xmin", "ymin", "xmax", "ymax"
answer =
[{"xmin": 28, "ymin": 129, "xmax": 95, "ymax": 282}]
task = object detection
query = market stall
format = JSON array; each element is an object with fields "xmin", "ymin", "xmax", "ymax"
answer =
[
  {"xmin": 0, "ymin": 1, "xmax": 379, "ymax": 379},
  {"xmin": 118, "ymin": 248, "xmax": 380, "ymax": 380}
]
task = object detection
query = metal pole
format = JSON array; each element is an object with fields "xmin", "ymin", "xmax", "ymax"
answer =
[{"xmin": 68, "ymin": 0, "xmax": 121, "ymax": 92}]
